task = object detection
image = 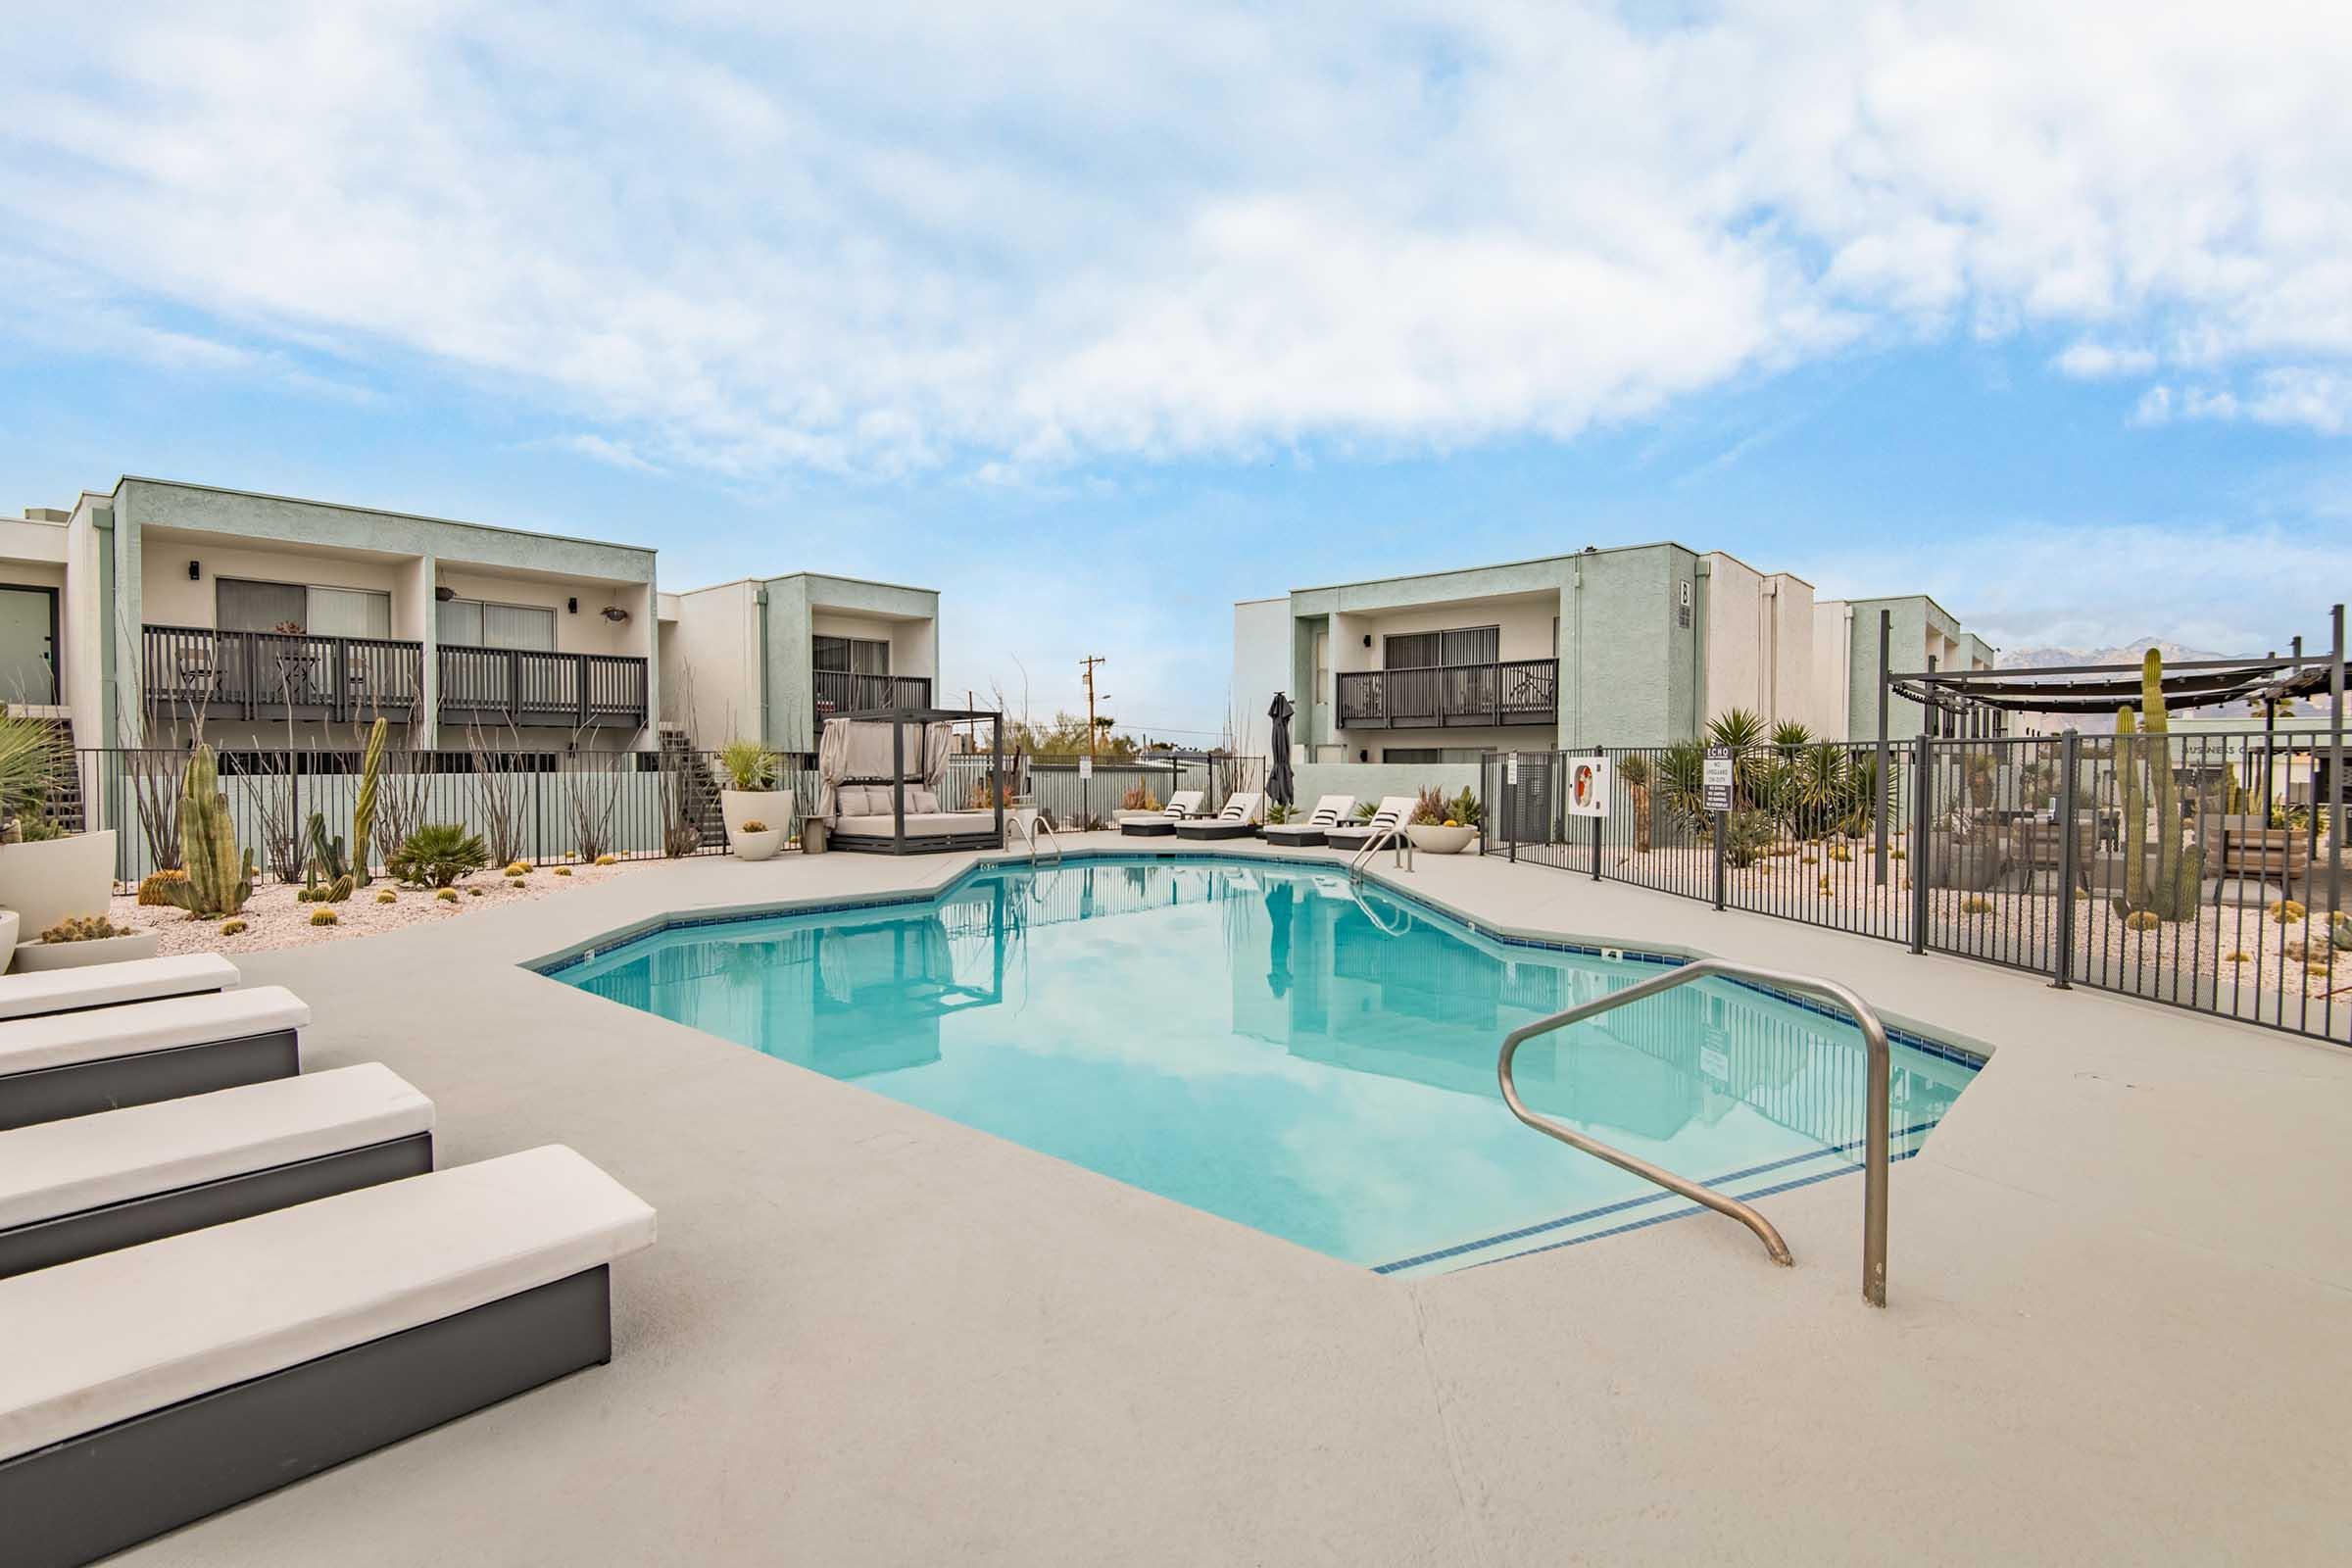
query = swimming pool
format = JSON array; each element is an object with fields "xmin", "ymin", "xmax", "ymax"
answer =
[{"xmin": 549, "ymin": 856, "xmax": 1978, "ymax": 1275}]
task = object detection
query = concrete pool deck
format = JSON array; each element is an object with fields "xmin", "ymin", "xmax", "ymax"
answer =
[{"xmin": 122, "ymin": 837, "xmax": 2351, "ymax": 1564}]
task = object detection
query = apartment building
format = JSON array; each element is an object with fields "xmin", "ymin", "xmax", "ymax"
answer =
[
  {"xmin": 8, "ymin": 478, "xmax": 940, "ymax": 762},
  {"xmin": 1233, "ymin": 546, "xmax": 1988, "ymax": 759}
]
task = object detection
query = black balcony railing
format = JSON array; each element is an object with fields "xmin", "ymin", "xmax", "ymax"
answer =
[
  {"xmin": 814, "ymin": 669, "xmax": 933, "ymax": 715},
  {"xmin": 437, "ymin": 644, "xmax": 648, "ymax": 731},
  {"xmin": 143, "ymin": 625, "xmax": 424, "ymax": 722},
  {"xmin": 139, "ymin": 625, "xmax": 647, "ymax": 732},
  {"xmin": 1335, "ymin": 659, "xmax": 1558, "ymax": 729}
]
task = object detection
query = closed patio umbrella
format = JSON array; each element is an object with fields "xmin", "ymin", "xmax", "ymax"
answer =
[{"xmin": 1267, "ymin": 691, "xmax": 1296, "ymax": 808}]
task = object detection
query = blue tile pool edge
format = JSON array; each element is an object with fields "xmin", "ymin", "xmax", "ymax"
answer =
[{"xmin": 525, "ymin": 848, "xmax": 1989, "ymax": 1071}]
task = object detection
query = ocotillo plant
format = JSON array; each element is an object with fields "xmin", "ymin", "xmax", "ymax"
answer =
[
  {"xmin": 350, "ymin": 716, "xmax": 388, "ymax": 887},
  {"xmin": 162, "ymin": 743, "xmax": 255, "ymax": 919}
]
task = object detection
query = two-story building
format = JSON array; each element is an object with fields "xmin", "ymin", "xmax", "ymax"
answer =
[
  {"xmin": 7, "ymin": 478, "xmax": 941, "ymax": 767},
  {"xmin": 1233, "ymin": 545, "xmax": 1990, "ymax": 760}
]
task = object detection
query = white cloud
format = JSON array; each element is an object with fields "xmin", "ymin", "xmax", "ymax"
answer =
[
  {"xmin": 1, "ymin": 2, "xmax": 2349, "ymax": 474},
  {"xmin": 2054, "ymin": 341, "xmax": 2157, "ymax": 380},
  {"xmin": 544, "ymin": 433, "xmax": 662, "ymax": 474},
  {"xmin": 2132, "ymin": 368, "xmax": 2350, "ymax": 435}
]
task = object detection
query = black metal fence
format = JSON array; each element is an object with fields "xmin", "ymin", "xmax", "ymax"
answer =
[
  {"xmin": 1489, "ymin": 734, "xmax": 2348, "ymax": 1046},
  {"xmin": 71, "ymin": 745, "xmax": 790, "ymax": 891}
]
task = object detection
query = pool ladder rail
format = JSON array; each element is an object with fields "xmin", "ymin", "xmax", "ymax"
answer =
[
  {"xmin": 1007, "ymin": 812, "xmax": 1063, "ymax": 867},
  {"xmin": 1496, "ymin": 957, "xmax": 1894, "ymax": 1308},
  {"xmin": 1347, "ymin": 820, "xmax": 1414, "ymax": 885}
]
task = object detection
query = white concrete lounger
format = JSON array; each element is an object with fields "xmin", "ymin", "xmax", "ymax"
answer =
[
  {"xmin": 1261, "ymin": 794, "xmax": 1354, "ymax": 848},
  {"xmin": 0, "ymin": 1064, "xmax": 434, "ymax": 1279},
  {"xmin": 0, "ymin": 985, "xmax": 308, "ymax": 1131},
  {"xmin": 1120, "ymin": 789, "xmax": 1205, "ymax": 836},
  {"xmin": 0, "ymin": 954, "xmax": 238, "ymax": 1023},
  {"xmin": 1174, "ymin": 792, "xmax": 1264, "ymax": 841},
  {"xmin": 0, "ymin": 1145, "xmax": 656, "ymax": 1568}
]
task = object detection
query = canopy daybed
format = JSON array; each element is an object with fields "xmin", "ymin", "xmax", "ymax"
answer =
[{"xmin": 818, "ymin": 707, "xmax": 1009, "ymax": 856}]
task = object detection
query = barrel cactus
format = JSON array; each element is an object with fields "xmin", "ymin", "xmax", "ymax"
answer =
[{"xmin": 161, "ymin": 743, "xmax": 255, "ymax": 919}]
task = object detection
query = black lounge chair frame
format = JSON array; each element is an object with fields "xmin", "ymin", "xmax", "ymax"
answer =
[{"xmin": 0, "ymin": 1027, "xmax": 301, "ymax": 1133}]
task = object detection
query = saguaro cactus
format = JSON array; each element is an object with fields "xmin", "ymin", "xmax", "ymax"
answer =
[
  {"xmin": 162, "ymin": 743, "xmax": 255, "ymax": 919},
  {"xmin": 350, "ymin": 717, "xmax": 388, "ymax": 887},
  {"xmin": 2113, "ymin": 649, "xmax": 2203, "ymax": 920}
]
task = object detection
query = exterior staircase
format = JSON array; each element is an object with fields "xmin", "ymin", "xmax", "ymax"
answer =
[{"xmin": 658, "ymin": 726, "xmax": 725, "ymax": 852}]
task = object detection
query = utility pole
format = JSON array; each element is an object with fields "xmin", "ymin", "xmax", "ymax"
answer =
[{"xmin": 1080, "ymin": 655, "xmax": 1107, "ymax": 758}]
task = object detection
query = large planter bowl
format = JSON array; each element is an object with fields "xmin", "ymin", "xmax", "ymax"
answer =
[
  {"xmin": 732, "ymin": 827, "xmax": 783, "ymax": 863},
  {"xmin": 0, "ymin": 908, "xmax": 17, "ymax": 974},
  {"xmin": 14, "ymin": 929, "xmax": 161, "ymax": 972},
  {"xmin": 0, "ymin": 830, "xmax": 118, "ymax": 940},
  {"xmin": 1405, "ymin": 823, "xmax": 1479, "ymax": 856},
  {"xmin": 721, "ymin": 789, "xmax": 792, "ymax": 855}
]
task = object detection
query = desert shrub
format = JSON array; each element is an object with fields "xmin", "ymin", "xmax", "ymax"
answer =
[
  {"xmin": 1959, "ymin": 896, "xmax": 1994, "ymax": 915},
  {"xmin": 136, "ymin": 868, "xmax": 188, "ymax": 906},
  {"xmin": 1408, "ymin": 786, "xmax": 1451, "ymax": 826},
  {"xmin": 390, "ymin": 823, "xmax": 491, "ymax": 888},
  {"xmin": 310, "ymin": 908, "xmax": 338, "ymax": 926},
  {"xmin": 1120, "ymin": 780, "xmax": 1160, "ymax": 812},
  {"xmin": 1724, "ymin": 811, "xmax": 1777, "ymax": 868},
  {"xmin": 39, "ymin": 914, "xmax": 127, "ymax": 943}
]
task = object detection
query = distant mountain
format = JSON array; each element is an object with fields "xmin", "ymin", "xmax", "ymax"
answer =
[{"xmin": 1998, "ymin": 638, "xmax": 2230, "ymax": 671}]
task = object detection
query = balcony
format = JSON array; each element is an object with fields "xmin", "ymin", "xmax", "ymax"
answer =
[
  {"xmin": 814, "ymin": 669, "xmax": 934, "ymax": 716},
  {"xmin": 141, "ymin": 625, "xmax": 648, "ymax": 731},
  {"xmin": 1334, "ymin": 659, "xmax": 1558, "ymax": 729},
  {"xmin": 436, "ymin": 645, "xmax": 649, "ymax": 731},
  {"xmin": 144, "ymin": 625, "xmax": 424, "ymax": 722}
]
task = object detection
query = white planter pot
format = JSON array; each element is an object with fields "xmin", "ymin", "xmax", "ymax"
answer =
[
  {"xmin": 721, "ymin": 790, "xmax": 792, "ymax": 853},
  {"xmin": 0, "ymin": 908, "xmax": 17, "ymax": 974},
  {"xmin": 733, "ymin": 827, "xmax": 783, "ymax": 863},
  {"xmin": 14, "ymin": 928, "xmax": 161, "ymax": 972},
  {"xmin": 1009, "ymin": 806, "xmax": 1040, "ymax": 841},
  {"xmin": 1405, "ymin": 823, "xmax": 1478, "ymax": 856},
  {"xmin": 0, "ymin": 830, "xmax": 118, "ymax": 941}
]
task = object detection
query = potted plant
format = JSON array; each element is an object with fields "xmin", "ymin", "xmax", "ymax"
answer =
[
  {"xmin": 0, "ymin": 714, "xmax": 115, "ymax": 969},
  {"xmin": 13, "ymin": 913, "xmax": 161, "ymax": 972},
  {"xmin": 1404, "ymin": 786, "xmax": 1480, "ymax": 855},
  {"xmin": 733, "ymin": 817, "xmax": 783, "ymax": 862},
  {"xmin": 717, "ymin": 740, "xmax": 791, "ymax": 857},
  {"xmin": 971, "ymin": 776, "xmax": 1035, "ymax": 840}
]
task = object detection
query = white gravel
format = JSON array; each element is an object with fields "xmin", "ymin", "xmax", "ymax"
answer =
[{"xmin": 111, "ymin": 858, "xmax": 650, "ymax": 957}]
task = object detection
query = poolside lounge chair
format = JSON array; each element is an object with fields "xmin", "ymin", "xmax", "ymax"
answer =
[
  {"xmin": 0, "ymin": 986, "xmax": 308, "ymax": 1132},
  {"xmin": 1261, "ymin": 795, "xmax": 1354, "ymax": 848},
  {"xmin": 1321, "ymin": 796, "xmax": 1416, "ymax": 852},
  {"xmin": 0, "ymin": 954, "xmax": 238, "ymax": 1023},
  {"xmin": 1119, "ymin": 790, "xmax": 1205, "ymax": 837},
  {"xmin": 1174, "ymin": 792, "xmax": 1264, "ymax": 841},
  {"xmin": 0, "ymin": 1063, "xmax": 434, "ymax": 1280},
  {"xmin": 0, "ymin": 1144, "xmax": 656, "ymax": 1568}
]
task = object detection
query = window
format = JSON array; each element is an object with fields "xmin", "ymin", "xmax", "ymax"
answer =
[
  {"xmin": 439, "ymin": 598, "xmax": 555, "ymax": 652},
  {"xmin": 217, "ymin": 578, "xmax": 391, "ymax": 639},
  {"xmin": 1312, "ymin": 628, "xmax": 1329, "ymax": 709},
  {"xmin": 812, "ymin": 635, "xmax": 891, "ymax": 675},
  {"xmin": 1384, "ymin": 747, "xmax": 1483, "ymax": 763},
  {"xmin": 1383, "ymin": 625, "xmax": 1499, "ymax": 669}
]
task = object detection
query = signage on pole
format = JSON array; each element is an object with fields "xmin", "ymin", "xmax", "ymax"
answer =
[
  {"xmin": 1078, "ymin": 756, "xmax": 1094, "ymax": 780},
  {"xmin": 1504, "ymin": 753, "xmax": 1520, "ymax": 786},
  {"xmin": 1702, "ymin": 746, "xmax": 1735, "ymax": 813},
  {"xmin": 1566, "ymin": 755, "xmax": 1610, "ymax": 818}
]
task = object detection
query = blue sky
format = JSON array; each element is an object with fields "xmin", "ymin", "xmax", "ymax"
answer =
[{"xmin": 4, "ymin": 3, "xmax": 2348, "ymax": 742}]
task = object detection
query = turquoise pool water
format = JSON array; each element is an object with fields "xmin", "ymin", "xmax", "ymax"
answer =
[{"xmin": 550, "ymin": 857, "xmax": 1977, "ymax": 1274}]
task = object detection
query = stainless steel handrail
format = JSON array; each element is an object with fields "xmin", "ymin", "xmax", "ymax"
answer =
[
  {"xmin": 1497, "ymin": 956, "xmax": 1893, "ymax": 1307},
  {"xmin": 1348, "ymin": 820, "xmax": 1413, "ymax": 884},
  {"xmin": 1007, "ymin": 812, "xmax": 1063, "ymax": 867}
]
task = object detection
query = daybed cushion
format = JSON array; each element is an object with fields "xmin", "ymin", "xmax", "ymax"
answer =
[
  {"xmin": 834, "ymin": 812, "xmax": 1000, "ymax": 840},
  {"xmin": 0, "ymin": 987, "xmax": 310, "ymax": 1078},
  {"xmin": 0, "ymin": 1144, "xmax": 656, "ymax": 1464},
  {"xmin": 0, "ymin": 1063, "xmax": 432, "ymax": 1232},
  {"xmin": 0, "ymin": 955, "xmax": 239, "ymax": 1022}
]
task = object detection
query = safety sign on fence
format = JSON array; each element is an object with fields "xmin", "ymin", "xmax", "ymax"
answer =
[
  {"xmin": 1566, "ymin": 755, "xmax": 1610, "ymax": 818},
  {"xmin": 1702, "ymin": 747, "xmax": 1735, "ymax": 813}
]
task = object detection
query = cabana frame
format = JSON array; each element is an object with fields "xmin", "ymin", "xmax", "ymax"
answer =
[{"xmin": 826, "ymin": 705, "xmax": 1008, "ymax": 857}]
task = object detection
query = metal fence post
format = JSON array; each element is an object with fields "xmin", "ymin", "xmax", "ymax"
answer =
[
  {"xmin": 1909, "ymin": 735, "xmax": 1932, "ymax": 955},
  {"xmin": 1712, "ymin": 808, "xmax": 1727, "ymax": 911},
  {"xmin": 1591, "ymin": 747, "xmax": 1602, "ymax": 881},
  {"xmin": 2051, "ymin": 729, "xmax": 2079, "ymax": 990}
]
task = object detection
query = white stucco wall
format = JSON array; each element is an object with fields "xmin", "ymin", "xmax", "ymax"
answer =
[
  {"xmin": 1701, "ymin": 555, "xmax": 1816, "ymax": 732},
  {"xmin": 1231, "ymin": 597, "xmax": 1293, "ymax": 759},
  {"xmin": 1811, "ymin": 600, "xmax": 1855, "ymax": 741},
  {"xmin": 663, "ymin": 580, "xmax": 760, "ymax": 744}
]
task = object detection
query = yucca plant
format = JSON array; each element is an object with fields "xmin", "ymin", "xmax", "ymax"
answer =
[
  {"xmin": 717, "ymin": 739, "xmax": 779, "ymax": 792},
  {"xmin": 0, "ymin": 711, "xmax": 65, "ymax": 841},
  {"xmin": 1771, "ymin": 720, "xmax": 1813, "ymax": 752}
]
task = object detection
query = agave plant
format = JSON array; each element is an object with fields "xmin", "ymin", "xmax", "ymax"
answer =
[
  {"xmin": 1771, "ymin": 719, "xmax": 1814, "ymax": 752},
  {"xmin": 1705, "ymin": 708, "xmax": 1772, "ymax": 808}
]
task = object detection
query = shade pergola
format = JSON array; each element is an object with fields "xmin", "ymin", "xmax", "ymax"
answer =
[
  {"xmin": 1886, "ymin": 653, "xmax": 2340, "ymax": 725},
  {"xmin": 822, "ymin": 704, "xmax": 1008, "ymax": 856}
]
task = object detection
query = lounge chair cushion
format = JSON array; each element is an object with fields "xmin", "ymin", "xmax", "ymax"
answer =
[
  {"xmin": 0, "ymin": 956, "xmax": 240, "ymax": 1022},
  {"xmin": 834, "ymin": 812, "xmax": 999, "ymax": 839},
  {"xmin": 0, "ymin": 1145, "xmax": 656, "ymax": 1464},
  {"xmin": 0, "ymin": 1064, "xmax": 433, "ymax": 1232},
  {"xmin": 834, "ymin": 785, "xmax": 876, "ymax": 816},
  {"xmin": 905, "ymin": 787, "xmax": 940, "ymax": 813},
  {"xmin": 0, "ymin": 987, "xmax": 310, "ymax": 1078}
]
